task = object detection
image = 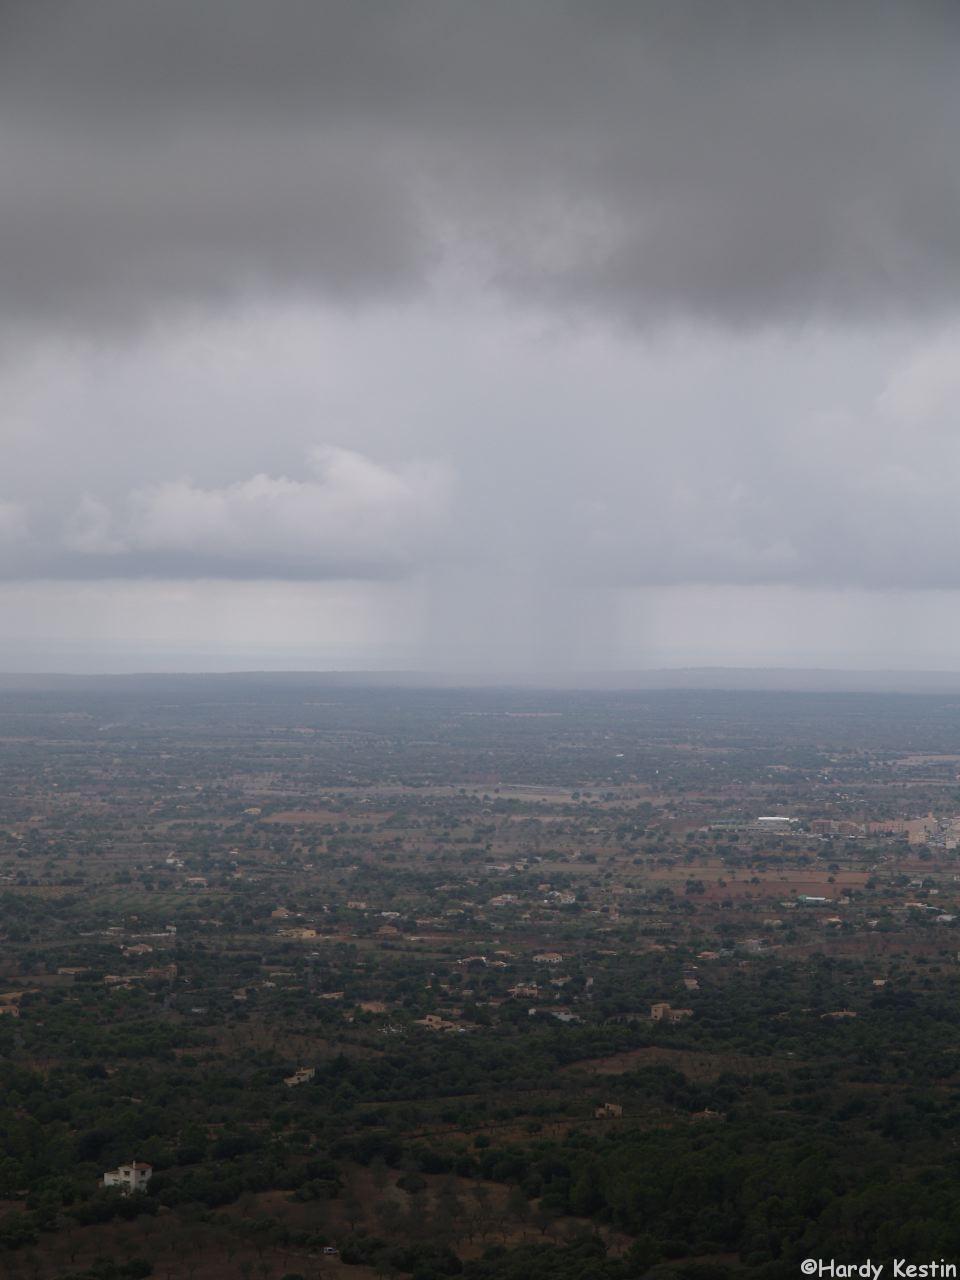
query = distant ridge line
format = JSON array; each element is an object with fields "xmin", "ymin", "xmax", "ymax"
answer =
[{"xmin": 4, "ymin": 668, "xmax": 960, "ymax": 694}]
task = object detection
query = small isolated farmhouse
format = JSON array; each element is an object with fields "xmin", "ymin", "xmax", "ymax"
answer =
[
  {"xmin": 650, "ymin": 1002, "xmax": 693, "ymax": 1022},
  {"xmin": 284, "ymin": 1067, "xmax": 316, "ymax": 1087},
  {"xmin": 103, "ymin": 1161, "xmax": 152, "ymax": 1193}
]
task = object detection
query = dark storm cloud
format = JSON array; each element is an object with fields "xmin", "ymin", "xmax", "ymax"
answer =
[{"xmin": 2, "ymin": 0, "xmax": 960, "ymax": 331}]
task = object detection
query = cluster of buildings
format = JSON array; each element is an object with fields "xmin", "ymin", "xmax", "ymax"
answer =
[{"xmin": 809, "ymin": 814, "xmax": 941, "ymax": 844}]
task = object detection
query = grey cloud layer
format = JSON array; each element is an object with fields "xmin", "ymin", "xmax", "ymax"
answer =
[
  {"xmin": 4, "ymin": 1, "xmax": 960, "ymax": 616},
  {"xmin": 3, "ymin": 1, "xmax": 960, "ymax": 331}
]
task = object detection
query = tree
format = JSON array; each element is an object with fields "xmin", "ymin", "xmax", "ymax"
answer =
[
  {"xmin": 370, "ymin": 1155, "xmax": 390, "ymax": 1192},
  {"xmin": 506, "ymin": 1184, "xmax": 529, "ymax": 1239}
]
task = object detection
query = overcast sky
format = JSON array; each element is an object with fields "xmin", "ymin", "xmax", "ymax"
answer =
[{"xmin": 3, "ymin": 1, "xmax": 960, "ymax": 674}]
